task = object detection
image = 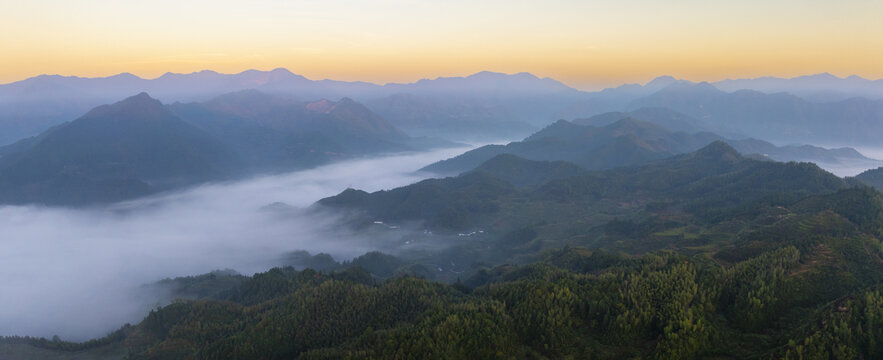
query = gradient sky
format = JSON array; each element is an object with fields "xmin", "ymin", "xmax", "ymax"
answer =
[{"xmin": 1, "ymin": 0, "xmax": 881, "ymax": 89}]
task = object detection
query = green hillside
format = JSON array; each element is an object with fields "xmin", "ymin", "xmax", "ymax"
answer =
[{"xmin": 5, "ymin": 143, "xmax": 883, "ymax": 359}]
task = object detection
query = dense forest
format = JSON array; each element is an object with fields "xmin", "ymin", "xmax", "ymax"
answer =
[
  {"xmin": 4, "ymin": 142, "xmax": 883, "ymax": 359},
  {"xmin": 4, "ymin": 238, "xmax": 881, "ymax": 359}
]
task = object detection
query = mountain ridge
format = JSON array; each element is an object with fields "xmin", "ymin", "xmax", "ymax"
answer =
[
  {"xmin": 421, "ymin": 116, "xmax": 874, "ymax": 176},
  {"xmin": 5, "ymin": 70, "xmax": 883, "ymax": 145},
  {"xmin": 0, "ymin": 91, "xmax": 442, "ymax": 205},
  {"xmin": 0, "ymin": 92, "xmax": 235, "ymax": 205}
]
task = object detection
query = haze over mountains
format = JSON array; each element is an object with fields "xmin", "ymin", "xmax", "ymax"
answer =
[
  {"xmin": 0, "ymin": 91, "xmax": 450, "ymax": 205},
  {"xmin": 715, "ymin": 73, "xmax": 883, "ymax": 101},
  {"xmin": 4, "ymin": 69, "xmax": 883, "ymax": 145},
  {"xmin": 3, "ymin": 72, "xmax": 883, "ymax": 206},
  {"xmin": 7, "ymin": 0, "xmax": 883, "ymax": 355},
  {"xmin": 0, "ymin": 69, "xmax": 579, "ymax": 144},
  {"xmin": 6, "ymin": 69, "xmax": 883, "ymax": 359},
  {"xmin": 0, "ymin": 93, "xmax": 233, "ymax": 205},
  {"xmin": 321, "ymin": 141, "xmax": 853, "ymax": 234},
  {"xmin": 423, "ymin": 116, "xmax": 879, "ymax": 176}
]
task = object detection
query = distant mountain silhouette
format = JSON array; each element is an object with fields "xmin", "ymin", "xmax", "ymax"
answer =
[
  {"xmin": 3, "ymin": 70, "xmax": 883, "ymax": 145},
  {"xmin": 363, "ymin": 71, "xmax": 586, "ymax": 140},
  {"xmin": 422, "ymin": 117, "xmax": 874, "ymax": 176},
  {"xmin": 574, "ymin": 107, "xmax": 711, "ymax": 134},
  {"xmin": 554, "ymin": 75, "xmax": 695, "ymax": 119},
  {"xmin": 364, "ymin": 93, "xmax": 539, "ymax": 141},
  {"xmin": 714, "ymin": 73, "xmax": 883, "ymax": 102},
  {"xmin": 422, "ymin": 118, "xmax": 720, "ymax": 175},
  {"xmin": 168, "ymin": 90, "xmax": 438, "ymax": 172},
  {"xmin": 383, "ymin": 71, "xmax": 577, "ymax": 95},
  {"xmin": 627, "ymin": 81, "xmax": 883, "ymax": 144},
  {"xmin": 0, "ymin": 70, "xmax": 584, "ymax": 143},
  {"xmin": 321, "ymin": 141, "xmax": 850, "ymax": 230},
  {"xmin": 190, "ymin": 90, "xmax": 406, "ymax": 142},
  {"xmin": 0, "ymin": 93, "xmax": 235, "ymax": 205},
  {"xmin": 0, "ymin": 91, "xmax": 444, "ymax": 205}
]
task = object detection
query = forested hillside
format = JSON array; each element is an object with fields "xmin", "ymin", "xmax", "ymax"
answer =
[
  {"xmin": 422, "ymin": 117, "xmax": 874, "ymax": 176},
  {"xmin": 6, "ymin": 142, "xmax": 883, "ymax": 359},
  {"xmin": 5, "ymin": 234, "xmax": 882, "ymax": 359}
]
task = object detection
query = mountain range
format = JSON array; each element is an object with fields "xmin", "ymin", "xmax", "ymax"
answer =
[
  {"xmin": 5, "ymin": 69, "xmax": 883, "ymax": 145},
  {"xmin": 0, "ymin": 70, "xmax": 580, "ymax": 144},
  {"xmin": 560, "ymin": 79, "xmax": 883, "ymax": 144},
  {"xmin": 715, "ymin": 72, "xmax": 883, "ymax": 101},
  {"xmin": 0, "ymin": 91, "xmax": 446, "ymax": 205},
  {"xmin": 10, "ymin": 139, "xmax": 883, "ymax": 359},
  {"xmin": 2, "ymin": 84, "xmax": 879, "ymax": 206},
  {"xmin": 319, "ymin": 141, "xmax": 856, "ymax": 238},
  {"xmin": 0, "ymin": 93, "xmax": 233, "ymax": 204},
  {"xmin": 6, "ymin": 67, "xmax": 883, "ymax": 359},
  {"xmin": 5, "ymin": 92, "xmax": 883, "ymax": 359},
  {"xmin": 167, "ymin": 90, "xmax": 422, "ymax": 172},
  {"xmin": 422, "ymin": 115, "xmax": 877, "ymax": 176}
]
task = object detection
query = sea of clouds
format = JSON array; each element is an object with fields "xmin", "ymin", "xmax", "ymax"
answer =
[{"xmin": 0, "ymin": 146, "xmax": 470, "ymax": 341}]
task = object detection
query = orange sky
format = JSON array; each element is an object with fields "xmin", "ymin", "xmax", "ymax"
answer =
[{"xmin": 1, "ymin": 0, "xmax": 881, "ymax": 90}]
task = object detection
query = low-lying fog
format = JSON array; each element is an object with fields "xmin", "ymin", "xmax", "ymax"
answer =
[
  {"xmin": 795, "ymin": 145, "xmax": 883, "ymax": 177},
  {"xmin": 2, "ymin": 143, "xmax": 881, "ymax": 342},
  {"xmin": 849, "ymin": 146, "xmax": 883, "ymax": 174},
  {"xmin": 814, "ymin": 157, "xmax": 883, "ymax": 177},
  {"xmin": 0, "ymin": 146, "xmax": 471, "ymax": 342}
]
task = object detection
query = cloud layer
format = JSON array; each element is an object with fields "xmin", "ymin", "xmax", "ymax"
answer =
[{"xmin": 0, "ymin": 146, "xmax": 470, "ymax": 341}]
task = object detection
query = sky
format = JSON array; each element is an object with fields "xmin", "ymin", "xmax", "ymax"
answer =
[{"xmin": 1, "ymin": 0, "xmax": 882, "ymax": 90}]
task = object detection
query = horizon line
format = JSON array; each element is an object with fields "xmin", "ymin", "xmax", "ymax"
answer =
[{"xmin": 2, "ymin": 68, "xmax": 881, "ymax": 91}]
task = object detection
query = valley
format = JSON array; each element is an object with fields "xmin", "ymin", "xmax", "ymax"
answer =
[{"xmin": 3, "ymin": 70, "xmax": 883, "ymax": 360}]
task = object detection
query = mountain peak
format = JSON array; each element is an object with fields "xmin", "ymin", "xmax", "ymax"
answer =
[
  {"xmin": 121, "ymin": 92, "xmax": 160, "ymax": 105},
  {"xmin": 156, "ymin": 70, "xmax": 219, "ymax": 79},
  {"xmin": 695, "ymin": 81, "xmax": 719, "ymax": 90},
  {"xmin": 656, "ymin": 80, "xmax": 721, "ymax": 94},
  {"xmin": 81, "ymin": 92, "xmax": 168, "ymax": 120},
  {"xmin": 692, "ymin": 140, "xmax": 741, "ymax": 161},
  {"xmin": 270, "ymin": 67, "xmax": 293, "ymax": 74},
  {"xmin": 329, "ymin": 97, "xmax": 370, "ymax": 114},
  {"xmin": 459, "ymin": 71, "xmax": 547, "ymax": 84},
  {"xmin": 305, "ymin": 99, "xmax": 334, "ymax": 113},
  {"xmin": 646, "ymin": 75, "xmax": 679, "ymax": 87},
  {"xmin": 467, "ymin": 71, "xmax": 508, "ymax": 79},
  {"xmin": 512, "ymin": 72, "xmax": 542, "ymax": 80},
  {"xmin": 109, "ymin": 72, "xmax": 141, "ymax": 80},
  {"xmin": 267, "ymin": 67, "xmax": 307, "ymax": 81},
  {"xmin": 811, "ymin": 72, "xmax": 838, "ymax": 80},
  {"xmin": 608, "ymin": 116, "xmax": 655, "ymax": 129}
]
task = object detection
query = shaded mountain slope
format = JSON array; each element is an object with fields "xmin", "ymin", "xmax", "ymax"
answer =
[
  {"xmin": 0, "ymin": 91, "xmax": 435, "ymax": 205},
  {"xmin": 468, "ymin": 154, "xmax": 588, "ymax": 188},
  {"xmin": 0, "ymin": 93, "xmax": 235, "ymax": 205},
  {"xmin": 423, "ymin": 116, "xmax": 875, "ymax": 176},
  {"xmin": 0, "ymin": 70, "xmax": 583, "ymax": 144},
  {"xmin": 629, "ymin": 81, "xmax": 883, "ymax": 144},
  {"xmin": 714, "ymin": 72, "xmax": 883, "ymax": 102},
  {"xmin": 573, "ymin": 107, "xmax": 711, "ymax": 133},
  {"xmin": 421, "ymin": 118, "xmax": 723, "ymax": 175},
  {"xmin": 856, "ymin": 167, "xmax": 883, "ymax": 190},
  {"xmin": 169, "ymin": 90, "xmax": 447, "ymax": 173},
  {"xmin": 6, "ymin": 70, "xmax": 883, "ymax": 146},
  {"xmin": 8, "ymin": 145, "xmax": 883, "ymax": 360},
  {"xmin": 322, "ymin": 142, "xmax": 851, "ymax": 231}
]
